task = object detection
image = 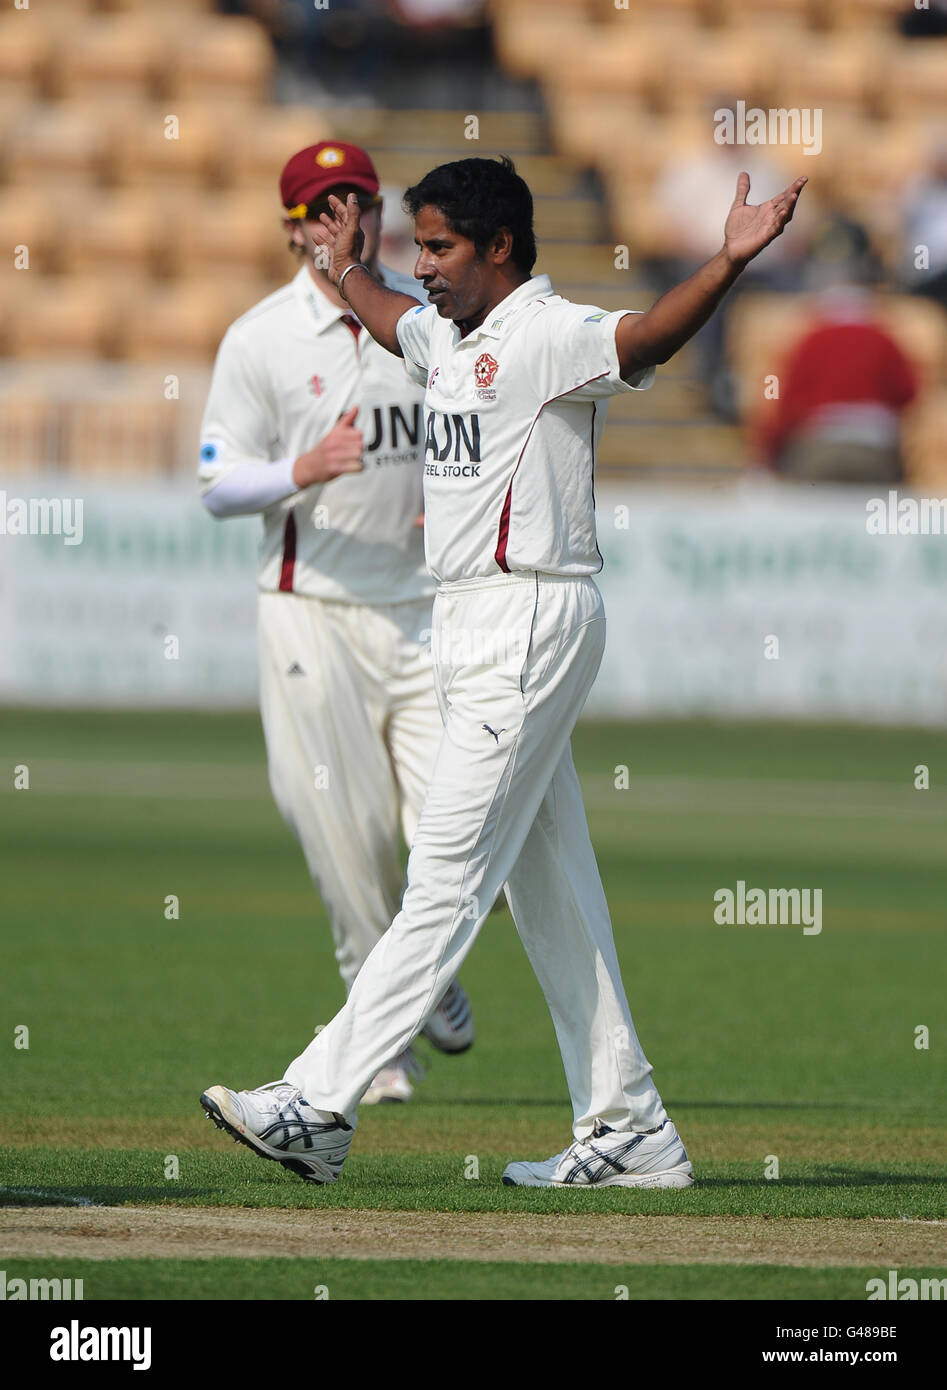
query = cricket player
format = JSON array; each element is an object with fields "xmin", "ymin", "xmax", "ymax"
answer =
[
  {"xmin": 198, "ymin": 141, "xmax": 474, "ymax": 1104},
  {"xmin": 201, "ymin": 156, "xmax": 805, "ymax": 1185}
]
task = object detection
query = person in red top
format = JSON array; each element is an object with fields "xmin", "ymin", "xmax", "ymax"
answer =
[{"xmin": 757, "ymin": 286, "xmax": 919, "ymax": 483}]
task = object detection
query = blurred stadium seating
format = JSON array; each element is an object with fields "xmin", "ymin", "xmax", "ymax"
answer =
[{"xmin": 0, "ymin": 0, "xmax": 944, "ymax": 485}]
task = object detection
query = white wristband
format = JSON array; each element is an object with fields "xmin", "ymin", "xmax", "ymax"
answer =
[{"xmin": 338, "ymin": 262, "xmax": 368, "ymax": 302}]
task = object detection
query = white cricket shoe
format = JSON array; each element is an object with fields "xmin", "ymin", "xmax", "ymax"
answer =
[
  {"xmin": 502, "ymin": 1119, "xmax": 694, "ymax": 1189},
  {"xmin": 200, "ymin": 1080, "xmax": 353, "ymax": 1184},
  {"xmin": 362, "ymin": 1047, "xmax": 424, "ymax": 1105},
  {"xmin": 421, "ymin": 980, "xmax": 475, "ymax": 1053}
]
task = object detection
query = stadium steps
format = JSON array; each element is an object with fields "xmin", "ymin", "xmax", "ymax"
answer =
[
  {"xmin": 336, "ymin": 109, "xmax": 547, "ymax": 155},
  {"xmin": 597, "ymin": 420, "xmax": 747, "ymax": 478},
  {"xmin": 373, "ymin": 151, "xmax": 587, "ymax": 199}
]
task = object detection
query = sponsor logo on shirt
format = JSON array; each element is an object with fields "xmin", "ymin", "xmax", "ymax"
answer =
[
  {"xmin": 424, "ymin": 411, "xmax": 481, "ymax": 474},
  {"xmin": 366, "ymin": 403, "xmax": 423, "ymax": 464},
  {"xmin": 584, "ymin": 312, "xmax": 608, "ymax": 323}
]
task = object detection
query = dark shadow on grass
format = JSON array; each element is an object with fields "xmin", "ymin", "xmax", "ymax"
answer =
[
  {"xmin": 422, "ymin": 1097, "xmax": 880, "ymax": 1111},
  {"xmin": 692, "ymin": 1172, "xmax": 944, "ymax": 1187},
  {"xmin": 665, "ymin": 1099, "xmax": 880, "ymax": 1112},
  {"xmin": 0, "ymin": 1187, "xmax": 215, "ymax": 1207}
]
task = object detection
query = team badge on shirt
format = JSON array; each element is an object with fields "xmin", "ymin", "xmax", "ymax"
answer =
[
  {"xmin": 309, "ymin": 375, "xmax": 324, "ymax": 396},
  {"xmin": 474, "ymin": 352, "xmax": 498, "ymax": 401}
]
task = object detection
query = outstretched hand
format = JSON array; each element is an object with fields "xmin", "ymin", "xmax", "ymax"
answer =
[
  {"xmin": 312, "ymin": 192, "xmax": 366, "ymax": 286},
  {"xmin": 724, "ymin": 172, "xmax": 807, "ymax": 269}
]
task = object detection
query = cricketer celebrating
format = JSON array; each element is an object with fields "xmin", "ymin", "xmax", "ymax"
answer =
[
  {"xmin": 202, "ymin": 156, "xmax": 805, "ymax": 1186},
  {"xmin": 198, "ymin": 141, "xmax": 474, "ymax": 1104}
]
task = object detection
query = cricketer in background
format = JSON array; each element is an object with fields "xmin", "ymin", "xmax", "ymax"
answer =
[{"xmin": 197, "ymin": 141, "xmax": 474, "ymax": 1102}]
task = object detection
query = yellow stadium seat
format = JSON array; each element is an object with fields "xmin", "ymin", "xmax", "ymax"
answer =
[
  {"xmin": 878, "ymin": 295, "xmax": 947, "ymax": 387},
  {"xmin": 104, "ymin": 0, "xmax": 213, "ymax": 11},
  {"xmin": 543, "ymin": 25, "xmax": 669, "ymax": 107},
  {"xmin": 830, "ymin": 0, "xmax": 909, "ymax": 30},
  {"xmin": 0, "ymin": 12, "xmax": 60, "ymax": 100},
  {"xmin": 655, "ymin": 32, "xmax": 775, "ymax": 115},
  {"xmin": 491, "ymin": 4, "xmax": 594, "ymax": 84},
  {"xmin": 7, "ymin": 276, "xmax": 126, "ymax": 361},
  {"xmin": 222, "ymin": 107, "xmax": 333, "ymax": 190},
  {"xmin": 167, "ymin": 17, "xmax": 275, "ymax": 104},
  {"xmin": 59, "ymin": 188, "xmax": 168, "ymax": 278},
  {"xmin": 120, "ymin": 278, "xmax": 279, "ymax": 362},
  {"xmin": 0, "ymin": 188, "xmax": 63, "ymax": 277},
  {"xmin": 604, "ymin": 113, "xmax": 715, "ymax": 207},
  {"xmin": 54, "ymin": 15, "xmax": 174, "ymax": 102},
  {"xmin": 4, "ymin": 101, "xmax": 125, "ymax": 189},
  {"xmin": 601, "ymin": 0, "xmax": 709, "ymax": 24},
  {"xmin": 167, "ymin": 190, "xmax": 288, "ymax": 281},
  {"xmin": 882, "ymin": 41, "xmax": 947, "ymax": 117},
  {"xmin": 902, "ymin": 390, "xmax": 947, "ymax": 492},
  {"xmin": 717, "ymin": 0, "xmax": 817, "ymax": 25},
  {"xmin": 547, "ymin": 92, "xmax": 650, "ymax": 168},
  {"xmin": 767, "ymin": 33, "xmax": 887, "ymax": 114},
  {"xmin": 111, "ymin": 102, "xmax": 233, "ymax": 190}
]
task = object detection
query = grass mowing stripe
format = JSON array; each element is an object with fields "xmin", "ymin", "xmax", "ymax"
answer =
[
  {"xmin": 1, "ymin": 1257, "xmax": 943, "ymax": 1300},
  {"xmin": 1, "ymin": 1149, "xmax": 945, "ymax": 1219},
  {"xmin": 6, "ymin": 760, "xmax": 944, "ymax": 821}
]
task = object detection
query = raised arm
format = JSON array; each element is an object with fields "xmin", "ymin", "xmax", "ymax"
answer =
[
  {"xmin": 314, "ymin": 192, "xmax": 422, "ymax": 355},
  {"xmin": 616, "ymin": 172, "xmax": 807, "ymax": 377}
]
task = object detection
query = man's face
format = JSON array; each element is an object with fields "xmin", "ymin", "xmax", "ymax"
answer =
[
  {"xmin": 288, "ymin": 189, "xmax": 382, "ymax": 272},
  {"xmin": 413, "ymin": 206, "xmax": 494, "ymax": 326}
]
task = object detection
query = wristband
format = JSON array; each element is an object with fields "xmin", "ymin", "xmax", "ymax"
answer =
[{"xmin": 338, "ymin": 262, "xmax": 368, "ymax": 302}]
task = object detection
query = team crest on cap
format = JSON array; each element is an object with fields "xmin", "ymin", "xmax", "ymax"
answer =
[{"xmin": 316, "ymin": 146, "xmax": 345, "ymax": 169}]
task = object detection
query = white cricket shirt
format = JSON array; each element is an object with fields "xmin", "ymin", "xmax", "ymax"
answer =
[
  {"xmin": 199, "ymin": 264, "xmax": 433, "ymax": 604},
  {"xmin": 395, "ymin": 274, "xmax": 655, "ymax": 584}
]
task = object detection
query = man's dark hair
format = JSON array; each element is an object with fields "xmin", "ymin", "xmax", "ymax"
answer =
[{"xmin": 403, "ymin": 155, "xmax": 537, "ymax": 273}]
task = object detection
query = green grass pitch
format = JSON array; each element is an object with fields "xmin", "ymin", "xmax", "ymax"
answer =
[{"xmin": 1, "ymin": 710, "xmax": 945, "ymax": 1300}]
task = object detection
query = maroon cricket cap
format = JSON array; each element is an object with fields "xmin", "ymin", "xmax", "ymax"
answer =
[{"xmin": 280, "ymin": 141, "xmax": 380, "ymax": 217}]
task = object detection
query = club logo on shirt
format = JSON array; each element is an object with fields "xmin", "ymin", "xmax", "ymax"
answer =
[
  {"xmin": 309, "ymin": 375, "xmax": 324, "ymax": 396},
  {"xmin": 474, "ymin": 353, "xmax": 498, "ymax": 388}
]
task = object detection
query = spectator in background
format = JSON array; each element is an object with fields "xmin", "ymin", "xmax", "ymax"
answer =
[
  {"xmin": 898, "ymin": 0, "xmax": 947, "ymax": 38},
  {"xmin": 757, "ymin": 281, "xmax": 919, "ymax": 484},
  {"xmin": 900, "ymin": 140, "xmax": 947, "ymax": 311},
  {"xmin": 385, "ymin": 0, "xmax": 482, "ymax": 24},
  {"xmin": 646, "ymin": 121, "xmax": 804, "ymax": 419}
]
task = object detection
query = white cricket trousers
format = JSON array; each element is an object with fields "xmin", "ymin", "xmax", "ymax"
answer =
[
  {"xmin": 258, "ymin": 590, "xmax": 442, "ymax": 993},
  {"xmin": 284, "ymin": 572, "xmax": 668, "ymax": 1139}
]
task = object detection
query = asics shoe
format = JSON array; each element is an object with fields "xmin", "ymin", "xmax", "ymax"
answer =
[
  {"xmin": 200, "ymin": 1080, "xmax": 352, "ymax": 1183},
  {"xmin": 421, "ymin": 980, "xmax": 474, "ymax": 1054},
  {"xmin": 502, "ymin": 1119, "xmax": 694, "ymax": 1189},
  {"xmin": 362, "ymin": 1047, "xmax": 424, "ymax": 1105}
]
